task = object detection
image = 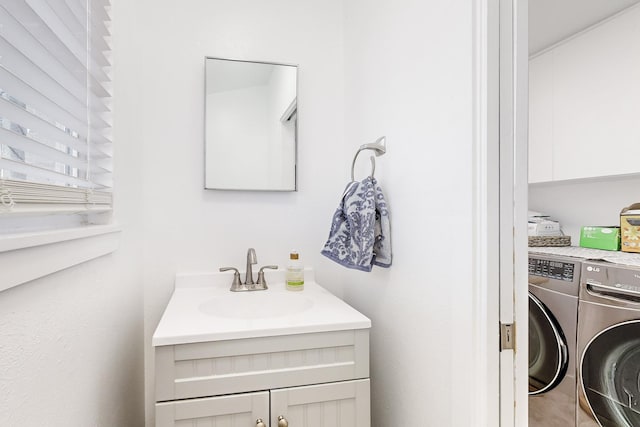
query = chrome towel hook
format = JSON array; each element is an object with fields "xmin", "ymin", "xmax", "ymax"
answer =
[{"xmin": 350, "ymin": 136, "xmax": 387, "ymax": 181}]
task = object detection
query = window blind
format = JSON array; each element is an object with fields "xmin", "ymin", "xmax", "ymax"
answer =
[{"xmin": 0, "ymin": 0, "xmax": 112, "ymax": 221}]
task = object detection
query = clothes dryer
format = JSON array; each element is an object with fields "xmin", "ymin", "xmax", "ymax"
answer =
[
  {"xmin": 577, "ymin": 261, "xmax": 640, "ymax": 427},
  {"xmin": 529, "ymin": 253, "xmax": 581, "ymax": 427}
]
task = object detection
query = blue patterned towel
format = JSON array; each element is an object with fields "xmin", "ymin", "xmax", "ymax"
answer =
[{"xmin": 321, "ymin": 176, "xmax": 392, "ymax": 271}]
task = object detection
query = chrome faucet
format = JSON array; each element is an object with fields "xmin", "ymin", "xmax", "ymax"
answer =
[
  {"xmin": 220, "ymin": 248, "xmax": 277, "ymax": 291},
  {"xmin": 245, "ymin": 247, "xmax": 257, "ymax": 285}
]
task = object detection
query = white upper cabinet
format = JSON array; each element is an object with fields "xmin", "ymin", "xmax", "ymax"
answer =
[
  {"xmin": 528, "ymin": 53, "xmax": 554, "ymax": 183},
  {"xmin": 529, "ymin": 5, "xmax": 640, "ymax": 183}
]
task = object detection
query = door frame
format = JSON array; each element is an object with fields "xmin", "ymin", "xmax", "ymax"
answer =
[
  {"xmin": 499, "ymin": 0, "xmax": 529, "ymax": 425},
  {"xmin": 472, "ymin": 0, "xmax": 528, "ymax": 425}
]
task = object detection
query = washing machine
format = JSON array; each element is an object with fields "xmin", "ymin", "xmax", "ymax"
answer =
[
  {"xmin": 529, "ymin": 253, "xmax": 581, "ymax": 427},
  {"xmin": 577, "ymin": 261, "xmax": 640, "ymax": 427}
]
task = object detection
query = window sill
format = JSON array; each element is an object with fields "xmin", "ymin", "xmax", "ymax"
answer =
[{"xmin": 0, "ymin": 224, "xmax": 121, "ymax": 292}]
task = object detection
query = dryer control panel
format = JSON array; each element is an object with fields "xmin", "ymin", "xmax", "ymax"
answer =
[{"xmin": 529, "ymin": 257, "xmax": 575, "ymax": 282}]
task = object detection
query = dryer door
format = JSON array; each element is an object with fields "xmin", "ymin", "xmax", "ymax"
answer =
[
  {"xmin": 529, "ymin": 292, "xmax": 569, "ymax": 395},
  {"xmin": 581, "ymin": 321, "xmax": 640, "ymax": 427}
]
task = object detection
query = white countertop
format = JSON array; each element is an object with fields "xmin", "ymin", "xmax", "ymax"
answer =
[{"xmin": 152, "ymin": 269, "xmax": 371, "ymax": 347}]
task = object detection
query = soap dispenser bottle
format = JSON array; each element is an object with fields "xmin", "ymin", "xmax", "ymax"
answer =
[{"xmin": 286, "ymin": 251, "xmax": 304, "ymax": 291}]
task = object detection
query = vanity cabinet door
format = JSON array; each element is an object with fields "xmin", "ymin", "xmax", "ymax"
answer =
[
  {"xmin": 270, "ymin": 379, "xmax": 370, "ymax": 427},
  {"xmin": 156, "ymin": 391, "xmax": 269, "ymax": 427}
]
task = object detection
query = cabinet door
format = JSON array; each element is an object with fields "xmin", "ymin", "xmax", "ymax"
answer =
[
  {"xmin": 551, "ymin": 6, "xmax": 640, "ymax": 181},
  {"xmin": 527, "ymin": 7, "xmax": 640, "ymax": 183},
  {"xmin": 528, "ymin": 52, "xmax": 554, "ymax": 183},
  {"xmin": 270, "ymin": 379, "xmax": 370, "ymax": 427},
  {"xmin": 156, "ymin": 391, "xmax": 269, "ymax": 427}
]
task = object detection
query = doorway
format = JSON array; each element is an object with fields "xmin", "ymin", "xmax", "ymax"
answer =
[{"xmin": 526, "ymin": 1, "xmax": 640, "ymax": 427}]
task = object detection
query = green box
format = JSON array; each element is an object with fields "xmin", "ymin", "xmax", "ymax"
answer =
[{"xmin": 579, "ymin": 226, "xmax": 621, "ymax": 251}]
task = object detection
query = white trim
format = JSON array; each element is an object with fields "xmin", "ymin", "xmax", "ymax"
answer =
[
  {"xmin": 0, "ymin": 224, "xmax": 120, "ymax": 292},
  {"xmin": 0, "ymin": 224, "xmax": 119, "ymax": 252},
  {"xmin": 499, "ymin": 0, "xmax": 516, "ymax": 424},
  {"xmin": 529, "ymin": 172, "xmax": 640, "ymax": 187},
  {"xmin": 472, "ymin": 0, "xmax": 501, "ymax": 425},
  {"xmin": 0, "ymin": 205, "xmax": 112, "ymax": 217},
  {"xmin": 513, "ymin": 0, "xmax": 530, "ymax": 425},
  {"xmin": 496, "ymin": 0, "xmax": 529, "ymax": 425}
]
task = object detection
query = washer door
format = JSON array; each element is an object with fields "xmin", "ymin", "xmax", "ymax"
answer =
[
  {"xmin": 529, "ymin": 292, "xmax": 569, "ymax": 395},
  {"xmin": 581, "ymin": 321, "xmax": 640, "ymax": 427}
]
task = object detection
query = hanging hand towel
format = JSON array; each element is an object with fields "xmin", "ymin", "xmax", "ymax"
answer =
[{"xmin": 321, "ymin": 176, "xmax": 392, "ymax": 271}]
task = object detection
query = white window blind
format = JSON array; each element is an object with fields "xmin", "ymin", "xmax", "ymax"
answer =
[{"xmin": 0, "ymin": 0, "xmax": 112, "ymax": 230}]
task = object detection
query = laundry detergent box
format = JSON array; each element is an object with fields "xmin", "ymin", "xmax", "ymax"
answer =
[
  {"xmin": 621, "ymin": 203, "xmax": 640, "ymax": 253},
  {"xmin": 579, "ymin": 226, "xmax": 621, "ymax": 251}
]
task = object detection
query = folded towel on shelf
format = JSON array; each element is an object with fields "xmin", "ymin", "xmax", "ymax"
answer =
[{"xmin": 321, "ymin": 176, "xmax": 392, "ymax": 271}]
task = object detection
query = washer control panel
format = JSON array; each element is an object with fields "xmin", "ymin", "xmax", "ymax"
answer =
[{"xmin": 529, "ymin": 257, "xmax": 575, "ymax": 282}]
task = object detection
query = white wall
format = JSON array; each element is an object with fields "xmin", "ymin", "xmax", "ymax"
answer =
[
  {"xmin": 120, "ymin": 0, "xmax": 483, "ymax": 423},
  {"xmin": 114, "ymin": 0, "xmax": 347, "ymax": 423},
  {"xmin": 340, "ymin": 0, "xmax": 476, "ymax": 425},
  {"xmin": 1, "ymin": 1, "xmax": 490, "ymax": 425},
  {"xmin": 0, "ymin": 254, "xmax": 143, "ymax": 426},
  {"xmin": 529, "ymin": 175, "xmax": 640, "ymax": 241},
  {"xmin": 1, "ymin": 1, "xmax": 486, "ymax": 425},
  {"xmin": 0, "ymin": 1, "xmax": 146, "ymax": 424},
  {"xmin": 115, "ymin": 0, "xmax": 484, "ymax": 424}
]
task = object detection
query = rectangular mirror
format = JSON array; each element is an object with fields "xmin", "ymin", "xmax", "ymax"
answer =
[{"xmin": 205, "ymin": 57, "xmax": 298, "ymax": 191}]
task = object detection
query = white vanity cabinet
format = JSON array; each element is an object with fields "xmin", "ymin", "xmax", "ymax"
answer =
[
  {"xmin": 155, "ymin": 329, "xmax": 370, "ymax": 426},
  {"xmin": 152, "ymin": 272, "xmax": 372, "ymax": 427}
]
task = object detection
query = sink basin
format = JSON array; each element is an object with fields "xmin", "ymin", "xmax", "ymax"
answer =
[{"xmin": 199, "ymin": 292, "xmax": 315, "ymax": 319}]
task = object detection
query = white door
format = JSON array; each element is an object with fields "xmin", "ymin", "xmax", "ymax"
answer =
[
  {"xmin": 155, "ymin": 391, "xmax": 269, "ymax": 427},
  {"xmin": 472, "ymin": 0, "xmax": 527, "ymax": 425},
  {"xmin": 498, "ymin": 0, "xmax": 529, "ymax": 426},
  {"xmin": 270, "ymin": 379, "xmax": 370, "ymax": 427}
]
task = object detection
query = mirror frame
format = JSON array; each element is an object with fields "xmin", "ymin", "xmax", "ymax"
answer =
[{"xmin": 204, "ymin": 56, "xmax": 299, "ymax": 192}]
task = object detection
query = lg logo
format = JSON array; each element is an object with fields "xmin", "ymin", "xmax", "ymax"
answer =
[{"xmin": 587, "ymin": 266, "xmax": 601, "ymax": 272}]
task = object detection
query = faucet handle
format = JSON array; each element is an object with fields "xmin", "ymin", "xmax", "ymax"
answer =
[
  {"xmin": 219, "ymin": 267, "xmax": 245, "ymax": 292},
  {"xmin": 255, "ymin": 265, "xmax": 278, "ymax": 290}
]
